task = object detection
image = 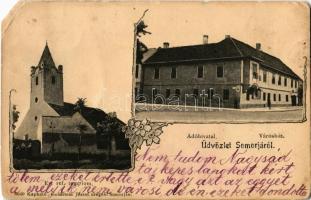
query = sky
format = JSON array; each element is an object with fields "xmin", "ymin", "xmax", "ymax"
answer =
[{"xmin": 2, "ymin": 1, "xmax": 309, "ymax": 128}]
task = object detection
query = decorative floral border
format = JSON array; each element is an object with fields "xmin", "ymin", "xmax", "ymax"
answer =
[{"xmin": 122, "ymin": 118, "xmax": 170, "ymax": 152}]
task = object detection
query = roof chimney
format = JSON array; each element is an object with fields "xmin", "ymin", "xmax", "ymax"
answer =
[
  {"xmin": 203, "ymin": 35, "xmax": 208, "ymax": 44},
  {"xmin": 256, "ymin": 43, "xmax": 261, "ymax": 50},
  {"xmin": 163, "ymin": 42, "xmax": 169, "ymax": 48},
  {"xmin": 225, "ymin": 35, "xmax": 230, "ymax": 39}
]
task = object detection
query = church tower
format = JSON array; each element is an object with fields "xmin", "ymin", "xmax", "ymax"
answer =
[{"xmin": 30, "ymin": 43, "xmax": 64, "ymax": 106}]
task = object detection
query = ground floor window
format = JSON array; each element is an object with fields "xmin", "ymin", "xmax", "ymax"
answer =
[
  {"xmin": 207, "ymin": 88, "xmax": 214, "ymax": 99},
  {"xmin": 286, "ymin": 95, "xmax": 289, "ymax": 102},
  {"xmin": 223, "ymin": 89, "xmax": 229, "ymax": 100},
  {"xmin": 175, "ymin": 89, "xmax": 181, "ymax": 96},
  {"xmin": 152, "ymin": 88, "xmax": 158, "ymax": 97},
  {"xmin": 193, "ymin": 89, "xmax": 199, "ymax": 97},
  {"xmin": 279, "ymin": 94, "xmax": 281, "ymax": 101},
  {"xmin": 263, "ymin": 92, "xmax": 266, "ymax": 101},
  {"xmin": 135, "ymin": 87, "xmax": 137, "ymax": 97},
  {"xmin": 166, "ymin": 89, "xmax": 170, "ymax": 98},
  {"xmin": 273, "ymin": 94, "xmax": 276, "ymax": 101}
]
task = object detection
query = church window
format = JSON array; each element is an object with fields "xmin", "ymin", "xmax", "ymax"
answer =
[
  {"xmin": 223, "ymin": 89, "xmax": 229, "ymax": 100},
  {"xmin": 35, "ymin": 97, "xmax": 38, "ymax": 103},
  {"xmin": 197, "ymin": 66, "xmax": 204, "ymax": 78},
  {"xmin": 52, "ymin": 76, "xmax": 56, "ymax": 84},
  {"xmin": 135, "ymin": 65, "xmax": 139, "ymax": 78},
  {"xmin": 34, "ymin": 116, "xmax": 38, "ymax": 121},
  {"xmin": 35, "ymin": 77, "xmax": 38, "ymax": 85},
  {"xmin": 217, "ymin": 66, "xmax": 224, "ymax": 78},
  {"xmin": 171, "ymin": 67, "xmax": 177, "ymax": 79},
  {"xmin": 154, "ymin": 67, "xmax": 159, "ymax": 79}
]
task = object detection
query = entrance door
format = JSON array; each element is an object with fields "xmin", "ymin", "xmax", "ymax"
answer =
[
  {"xmin": 291, "ymin": 95, "xmax": 297, "ymax": 106},
  {"xmin": 267, "ymin": 93, "xmax": 271, "ymax": 108}
]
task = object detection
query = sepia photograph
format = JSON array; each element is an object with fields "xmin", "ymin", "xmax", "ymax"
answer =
[
  {"xmin": 133, "ymin": 8, "xmax": 307, "ymax": 123},
  {"xmin": 10, "ymin": 43, "xmax": 132, "ymax": 170}
]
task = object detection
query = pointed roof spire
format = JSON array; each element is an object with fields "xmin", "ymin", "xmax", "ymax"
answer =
[{"xmin": 38, "ymin": 42, "xmax": 56, "ymax": 68}]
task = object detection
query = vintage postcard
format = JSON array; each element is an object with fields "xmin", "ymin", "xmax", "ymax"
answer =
[{"xmin": 1, "ymin": 1, "xmax": 310, "ymax": 199}]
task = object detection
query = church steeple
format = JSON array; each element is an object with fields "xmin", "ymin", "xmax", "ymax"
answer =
[
  {"xmin": 38, "ymin": 42, "xmax": 56, "ymax": 68},
  {"xmin": 30, "ymin": 42, "xmax": 64, "ymax": 107}
]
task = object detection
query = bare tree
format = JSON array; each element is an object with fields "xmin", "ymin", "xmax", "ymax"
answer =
[
  {"xmin": 76, "ymin": 123, "xmax": 88, "ymax": 161},
  {"xmin": 74, "ymin": 98, "xmax": 87, "ymax": 160}
]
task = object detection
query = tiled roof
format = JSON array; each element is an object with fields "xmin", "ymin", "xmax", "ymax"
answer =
[
  {"xmin": 144, "ymin": 37, "xmax": 300, "ymax": 80},
  {"xmin": 48, "ymin": 102, "xmax": 125, "ymax": 129}
]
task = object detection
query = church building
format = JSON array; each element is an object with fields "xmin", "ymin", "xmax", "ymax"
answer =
[{"xmin": 15, "ymin": 43, "xmax": 130, "ymax": 154}]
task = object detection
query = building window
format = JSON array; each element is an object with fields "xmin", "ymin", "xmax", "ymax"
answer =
[
  {"xmin": 34, "ymin": 116, "xmax": 38, "ymax": 121},
  {"xmin": 171, "ymin": 67, "xmax": 177, "ymax": 79},
  {"xmin": 278, "ymin": 76, "xmax": 281, "ymax": 85},
  {"xmin": 166, "ymin": 89, "xmax": 170, "ymax": 98},
  {"xmin": 263, "ymin": 92, "xmax": 266, "ymax": 101},
  {"xmin": 273, "ymin": 94, "xmax": 276, "ymax": 101},
  {"xmin": 208, "ymin": 88, "xmax": 214, "ymax": 99},
  {"xmin": 291, "ymin": 79, "xmax": 293, "ymax": 87},
  {"xmin": 286, "ymin": 95, "xmax": 289, "ymax": 102},
  {"xmin": 152, "ymin": 88, "xmax": 158, "ymax": 97},
  {"xmin": 175, "ymin": 89, "xmax": 181, "ymax": 96},
  {"xmin": 35, "ymin": 97, "xmax": 38, "ymax": 103},
  {"xmin": 252, "ymin": 63, "xmax": 258, "ymax": 79},
  {"xmin": 217, "ymin": 66, "xmax": 224, "ymax": 78},
  {"xmin": 284, "ymin": 78, "xmax": 287, "ymax": 86},
  {"xmin": 279, "ymin": 94, "xmax": 281, "ymax": 101},
  {"xmin": 272, "ymin": 74, "xmax": 276, "ymax": 84},
  {"xmin": 51, "ymin": 76, "xmax": 56, "ymax": 84},
  {"xmin": 223, "ymin": 89, "xmax": 229, "ymax": 100},
  {"xmin": 35, "ymin": 76, "xmax": 38, "ymax": 85},
  {"xmin": 295, "ymin": 80, "xmax": 297, "ymax": 88},
  {"xmin": 263, "ymin": 71, "xmax": 267, "ymax": 82},
  {"xmin": 134, "ymin": 87, "xmax": 137, "ymax": 97},
  {"xmin": 154, "ymin": 67, "xmax": 160, "ymax": 79},
  {"xmin": 135, "ymin": 65, "xmax": 139, "ymax": 78},
  {"xmin": 193, "ymin": 89, "xmax": 199, "ymax": 97},
  {"xmin": 197, "ymin": 66, "xmax": 203, "ymax": 78}
]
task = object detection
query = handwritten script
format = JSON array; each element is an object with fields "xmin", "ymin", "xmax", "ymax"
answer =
[{"xmin": 6, "ymin": 148, "xmax": 308, "ymax": 198}]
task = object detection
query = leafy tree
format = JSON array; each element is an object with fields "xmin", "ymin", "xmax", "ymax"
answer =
[
  {"xmin": 74, "ymin": 98, "xmax": 87, "ymax": 114},
  {"xmin": 136, "ymin": 20, "xmax": 151, "ymax": 64},
  {"xmin": 96, "ymin": 112, "xmax": 120, "ymax": 160},
  {"xmin": 12, "ymin": 105, "xmax": 20, "ymax": 131},
  {"xmin": 136, "ymin": 21, "xmax": 151, "ymax": 37}
]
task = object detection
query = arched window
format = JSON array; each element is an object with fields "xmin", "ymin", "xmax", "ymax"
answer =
[
  {"xmin": 35, "ymin": 77, "xmax": 38, "ymax": 85},
  {"xmin": 51, "ymin": 76, "xmax": 56, "ymax": 84},
  {"xmin": 34, "ymin": 116, "xmax": 38, "ymax": 121},
  {"xmin": 35, "ymin": 97, "xmax": 38, "ymax": 103}
]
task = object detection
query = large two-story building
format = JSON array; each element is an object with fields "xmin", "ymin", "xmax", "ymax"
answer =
[{"xmin": 136, "ymin": 35, "xmax": 303, "ymax": 108}]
